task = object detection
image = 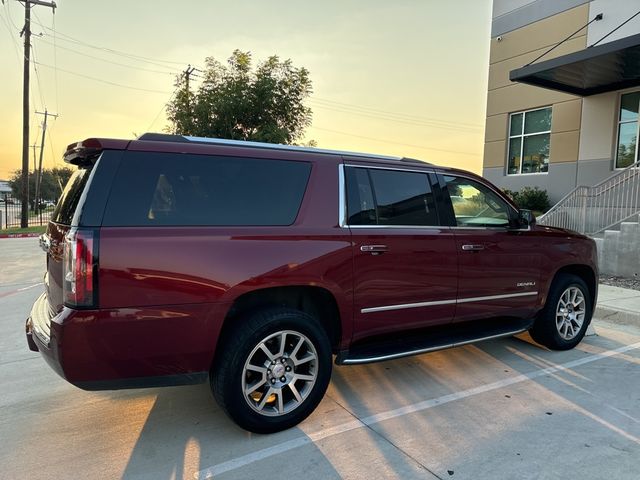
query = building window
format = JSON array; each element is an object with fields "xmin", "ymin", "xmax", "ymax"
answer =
[
  {"xmin": 507, "ymin": 107, "xmax": 551, "ymax": 175},
  {"xmin": 616, "ymin": 92, "xmax": 640, "ymax": 169}
]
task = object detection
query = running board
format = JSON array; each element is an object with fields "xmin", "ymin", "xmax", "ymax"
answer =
[{"xmin": 336, "ymin": 317, "xmax": 534, "ymax": 365}]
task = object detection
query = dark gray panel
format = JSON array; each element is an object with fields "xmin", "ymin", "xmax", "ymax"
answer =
[{"xmin": 492, "ymin": 0, "xmax": 590, "ymax": 37}]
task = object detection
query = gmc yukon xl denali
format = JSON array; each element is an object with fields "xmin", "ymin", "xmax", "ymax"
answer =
[{"xmin": 26, "ymin": 133, "xmax": 598, "ymax": 433}]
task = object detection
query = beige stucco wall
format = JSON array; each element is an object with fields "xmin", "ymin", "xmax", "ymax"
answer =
[{"xmin": 484, "ymin": 4, "xmax": 589, "ymax": 172}]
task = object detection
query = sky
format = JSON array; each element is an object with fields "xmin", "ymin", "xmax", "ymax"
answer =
[{"xmin": 0, "ymin": 0, "xmax": 492, "ymax": 180}]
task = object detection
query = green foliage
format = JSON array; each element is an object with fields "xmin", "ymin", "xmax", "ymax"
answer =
[
  {"xmin": 167, "ymin": 50, "xmax": 313, "ymax": 145},
  {"xmin": 8, "ymin": 167, "xmax": 74, "ymax": 206},
  {"xmin": 502, "ymin": 186, "xmax": 551, "ymax": 213}
]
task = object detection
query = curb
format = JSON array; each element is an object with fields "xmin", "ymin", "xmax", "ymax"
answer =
[
  {"xmin": 0, "ymin": 233, "xmax": 41, "ymax": 239},
  {"xmin": 595, "ymin": 305, "xmax": 640, "ymax": 328}
]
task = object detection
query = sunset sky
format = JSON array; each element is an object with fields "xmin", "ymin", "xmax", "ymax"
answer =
[{"xmin": 0, "ymin": 0, "xmax": 492, "ymax": 180}]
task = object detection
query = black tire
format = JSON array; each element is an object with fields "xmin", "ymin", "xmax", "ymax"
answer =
[
  {"xmin": 529, "ymin": 273, "xmax": 592, "ymax": 350},
  {"xmin": 211, "ymin": 307, "xmax": 332, "ymax": 433}
]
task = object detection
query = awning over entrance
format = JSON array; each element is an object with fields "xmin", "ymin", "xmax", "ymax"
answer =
[{"xmin": 510, "ymin": 33, "xmax": 640, "ymax": 96}]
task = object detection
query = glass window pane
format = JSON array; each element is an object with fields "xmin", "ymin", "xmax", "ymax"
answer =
[
  {"xmin": 524, "ymin": 108, "xmax": 552, "ymax": 134},
  {"xmin": 507, "ymin": 137, "xmax": 521, "ymax": 175},
  {"xmin": 522, "ymin": 134, "xmax": 550, "ymax": 173},
  {"xmin": 616, "ymin": 121, "xmax": 638, "ymax": 168},
  {"xmin": 52, "ymin": 167, "xmax": 91, "ymax": 225},
  {"xmin": 509, "ymin": 113, "xmax": 523, "ymax": 136},
  {"xmin": 346, "ymin": 167, "xmax": 376, "ymax": 225},
  {"xmin": 443, "ymin": 176, "xmax": 510, "ymax": 227},
  {"xmin": 368, "ymin": 169, "xmax": 438, "ymax": 226},
  {"xmin": 103, "ymin": 152, "xmax": 311, "ymax": 226},
  {"xmin": 620, "ymin": 92, "xmax": 640, "ymax": 122}
]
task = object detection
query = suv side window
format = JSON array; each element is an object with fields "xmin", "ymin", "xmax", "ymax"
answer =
[
  {"xmin": 346, "ymin": 166, "xmax": 438, "ymax": 226},
  {"xmin": 442, "ymin": 175, "xmax": 511, "ymax": 228},
  {"xmin": 102, "ymin": 152, "xmax": 311, "ymax": 226}
]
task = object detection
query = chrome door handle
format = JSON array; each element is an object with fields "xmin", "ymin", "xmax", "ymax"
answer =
[
  {"xmin": 360, "ymin": 244, "xmax": 388, "ymax": 254},
  {"xmin": 462, "ymin": 244, "xmax": 485, "ymax": 251}
]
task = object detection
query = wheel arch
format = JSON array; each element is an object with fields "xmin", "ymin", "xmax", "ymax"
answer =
[
  {"xmin": 216, "ymin": 285, "xmax": 344, "ymax": 362},
  {"xmin": 548, "ymin": 264, "xmax": 597, "ymax": 307}
]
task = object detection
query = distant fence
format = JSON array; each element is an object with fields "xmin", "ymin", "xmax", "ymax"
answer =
[{"xmin": 0, "ymin": 193, "xmax": 53, "ymax": 229}]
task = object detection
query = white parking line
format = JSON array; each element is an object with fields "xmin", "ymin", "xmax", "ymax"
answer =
[
  {"xmin": 17, "ymin": 282, "xmax": 43, "ymax": 292},
  {"xmin": 196, "ymin": 341, "xmax": 640, "ymax": 479}
]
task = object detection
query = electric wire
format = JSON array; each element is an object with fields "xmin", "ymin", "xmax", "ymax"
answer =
[
  {"xmin": 309, "ymin": 100, "xmax": 482, "ymax": 133},
  {"xmin": 35, "ymin": 37, "xmax": 182, "ymax": 75},
  {"xmin": 32, "ymin": 61, "xmax": 172, "ymax": 94},
  {"xmin": 311, "ymin": 126, "xmax": 478, "ymax": 157},
  {"xmin": 312, "ymin": 97, "xmax": 482, "ymax": 130}
]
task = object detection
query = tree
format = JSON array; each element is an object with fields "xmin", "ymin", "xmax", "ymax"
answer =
[
  {"xmin": 8, "ymin": 167, "xmax": 74, "ymax": 206},
  {"xmin": 167, "ymin": 50, "xmax": 313, "ymax": 145}
]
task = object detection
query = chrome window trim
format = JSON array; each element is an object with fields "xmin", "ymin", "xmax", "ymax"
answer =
[
  {"xmin": 349, "ymin": 225, "xmax": 448, "ymax": 229},
  {"xmin": 344, "ymin": 163, "xmax": 433, "ymax": 175},
  {"xmin": 338, "ymin": 164, "xmax": 347, "ymax": 227},
  {"xmin": 361, "ymin": 291, "xmax": 538, "ymax": 314}
]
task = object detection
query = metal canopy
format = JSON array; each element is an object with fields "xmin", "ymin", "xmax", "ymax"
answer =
[{"xmin": 510, "ymin": 33, "xmax": 640, "ymax": 96}]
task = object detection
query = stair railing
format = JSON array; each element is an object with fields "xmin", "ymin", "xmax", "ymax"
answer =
[{"xmin": 537, "ymin": 159, "xmax": 640, "ymax": 235}]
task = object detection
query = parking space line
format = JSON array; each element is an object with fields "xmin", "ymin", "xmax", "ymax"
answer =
[
  {"xmin": 0, "ymin": 282, "xmax": 43, "ymax": 299},
  {"xmin": 195, "ymin": 341, "xmax": 640, "ymax": 479}
]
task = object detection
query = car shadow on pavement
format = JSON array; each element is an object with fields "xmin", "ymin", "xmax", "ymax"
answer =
[{"xmin": 119, "ymin": 381, "xmax": 344, "ymax": 479}]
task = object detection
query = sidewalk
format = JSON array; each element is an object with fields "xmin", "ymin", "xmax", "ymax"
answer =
[{"xmin": 594, "ymin": 283, "xmax": 640, "ymax": 328}]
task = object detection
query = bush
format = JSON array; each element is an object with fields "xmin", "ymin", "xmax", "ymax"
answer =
[{"xmin": 501, "ymin": 186, "xmax": 551, "ymax": 213}]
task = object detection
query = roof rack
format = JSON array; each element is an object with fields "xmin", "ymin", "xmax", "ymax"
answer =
[{"xmin": 137, "ymin": 132, "xmax": 417, "ymax": 162}]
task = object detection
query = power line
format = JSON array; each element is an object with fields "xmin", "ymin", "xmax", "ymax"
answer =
[
  {"xmin": 312, "ymin": 97, "xmax": 483, "ymax": 130},
  {"xmin": 309, "ymin": 100, "xmax": 482, "ymax": 133},
  {"xmin": 35, "ymin": 37, "xmax": 182, "ymax": 75},
  {"xmin": 31, "ymin": 21, "xmax": 200, "ymax": 69},
  {"xmin": 146, "ymin": 88, "xmax": 178, "ymax": 132},
  {"xmin": 33, "ymin": 61, "xmax": 173, "ymax": 94},
  {"xmin": 312, "ymin": 126, "xmax": 478, "ymax": 157}
]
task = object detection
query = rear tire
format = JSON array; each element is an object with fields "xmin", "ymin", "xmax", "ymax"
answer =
[
  {"xmin": 211, "ymin": 307, "xmax": 332, "ymax": 433},
  {"xmin": 529, "ymin": 273, "xmax": 592, "ymax": 350}
]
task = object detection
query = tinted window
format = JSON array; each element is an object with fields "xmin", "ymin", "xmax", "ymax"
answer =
[
  {"xmin": 346, "ymin": 167, "xmax": 376, "ymax": 225},
  {"xmin": 444, "ymin": 175, "xmax": 511, "ymax": 227},
  {"xmin": 102, "ymin": 152, "xmax": 311, "ymax": 226},
  {"xmin": 346, "ymin": 167, "xmax": 438, "ymax": 226},
  {"xmin": 51, "ymin": 167, "xmax": 91, "ymax": 225}
]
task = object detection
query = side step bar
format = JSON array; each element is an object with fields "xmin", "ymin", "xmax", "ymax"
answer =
[{"xmin": 336, "ymin": 317, "xmax": 534, "ymax": 365}]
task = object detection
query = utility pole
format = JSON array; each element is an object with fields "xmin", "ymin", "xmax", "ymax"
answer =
[
  {"xmin": 182, "ymin": 65, "xmax": 202, "ymax": 133},
  {"xmin": 30, "ymin": 143, "xmax": 39, "ymax": 211},
  {"xmin": 35, "ymin": 109, "xmax": 57, "ymax": 212},
  {"xmin": 17, "ymin": 0, "xmax": 57, "ymax": 227}
]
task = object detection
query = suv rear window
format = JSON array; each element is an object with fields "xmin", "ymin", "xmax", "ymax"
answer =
[
  {"xmin": 102, "ymin": 152, "xmax": 311, "ymax": 226},
  {"xmin": 51, "ymin": 167, "xmax": 91, "ymax": 225}
]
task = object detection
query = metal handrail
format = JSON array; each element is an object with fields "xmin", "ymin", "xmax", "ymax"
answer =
[{"xmin": 538, "ymin": 160, "xmax": 640, "ymax": 234}]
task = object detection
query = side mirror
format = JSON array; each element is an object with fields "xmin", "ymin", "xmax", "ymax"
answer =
[{"xmin": 518, "ymin": 209, "xmax": 536, "ymax": 228}]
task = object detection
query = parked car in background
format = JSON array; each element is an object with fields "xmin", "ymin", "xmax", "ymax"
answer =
[{"xmin": 26, "ymin": 134, "xmax": 598, "ymax": 433}]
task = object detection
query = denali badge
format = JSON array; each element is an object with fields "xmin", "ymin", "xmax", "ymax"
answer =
[{"xmin": 517, "ymin": 282, "xmax": 536, "ymax": 287}]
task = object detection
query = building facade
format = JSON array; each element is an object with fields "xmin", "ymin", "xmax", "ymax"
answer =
[{"xmin": 484, "ymin": 0, "xmax": 640, "ymax": 202}]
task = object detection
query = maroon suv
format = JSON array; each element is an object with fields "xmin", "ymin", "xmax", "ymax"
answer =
[{"xmin": 26, "ymin": 133, "xmax": 598, "ymax": 433}]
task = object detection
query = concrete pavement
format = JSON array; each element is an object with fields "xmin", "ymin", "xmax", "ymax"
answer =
[{"xmin": 1, "ymin": 237, "xmax": 639, "ymax": 480}]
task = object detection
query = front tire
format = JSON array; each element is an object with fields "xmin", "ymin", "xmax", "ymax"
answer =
[
  {"xmin": 211, "ymin": 308, "xmax": 332, "ymax": 433},
  {"xmin": 529, "ymin": 274, "xmax": 592, "ymax": 350}
]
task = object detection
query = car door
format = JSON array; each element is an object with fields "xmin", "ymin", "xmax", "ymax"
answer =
[
  {"xmin": 346, "ymin": 163, "xmax": 458, "ymax": 342},
  {"xmin": 436, "ymin": 173, "xmax": 542, "ymax": 323}
]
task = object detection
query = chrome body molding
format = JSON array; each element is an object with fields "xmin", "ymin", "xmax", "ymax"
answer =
[{"xmin": 361, "ymin": 291, "xmax": 538, "ymax": 314}]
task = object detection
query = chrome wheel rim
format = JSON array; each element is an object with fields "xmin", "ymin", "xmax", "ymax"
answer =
[
  {"xmin": 242, "ymin": 330, "xmax": 318, "ymax": 417},
  {"xmin": 555, "ymin": 286, "xmax": 586, "ymax": 340}
]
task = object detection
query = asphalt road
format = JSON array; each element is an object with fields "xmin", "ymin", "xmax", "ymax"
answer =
[{"xmin": 1, "ymin": 238, "xmax": 639, "ymax": 479}]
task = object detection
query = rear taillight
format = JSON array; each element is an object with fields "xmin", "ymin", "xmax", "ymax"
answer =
[{"xmin": 63, "ymin": 228, "xmax": 97, "ymax": 308}]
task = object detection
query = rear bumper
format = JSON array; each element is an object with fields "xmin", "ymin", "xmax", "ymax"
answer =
[{"xmin": 26, "ymin": 294, "xmax": 226, "ymax": 390}]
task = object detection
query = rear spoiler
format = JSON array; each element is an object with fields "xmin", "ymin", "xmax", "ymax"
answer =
[{"xmin": 64, "ymin": 138, "xmax": 130, "ymax": 166}]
